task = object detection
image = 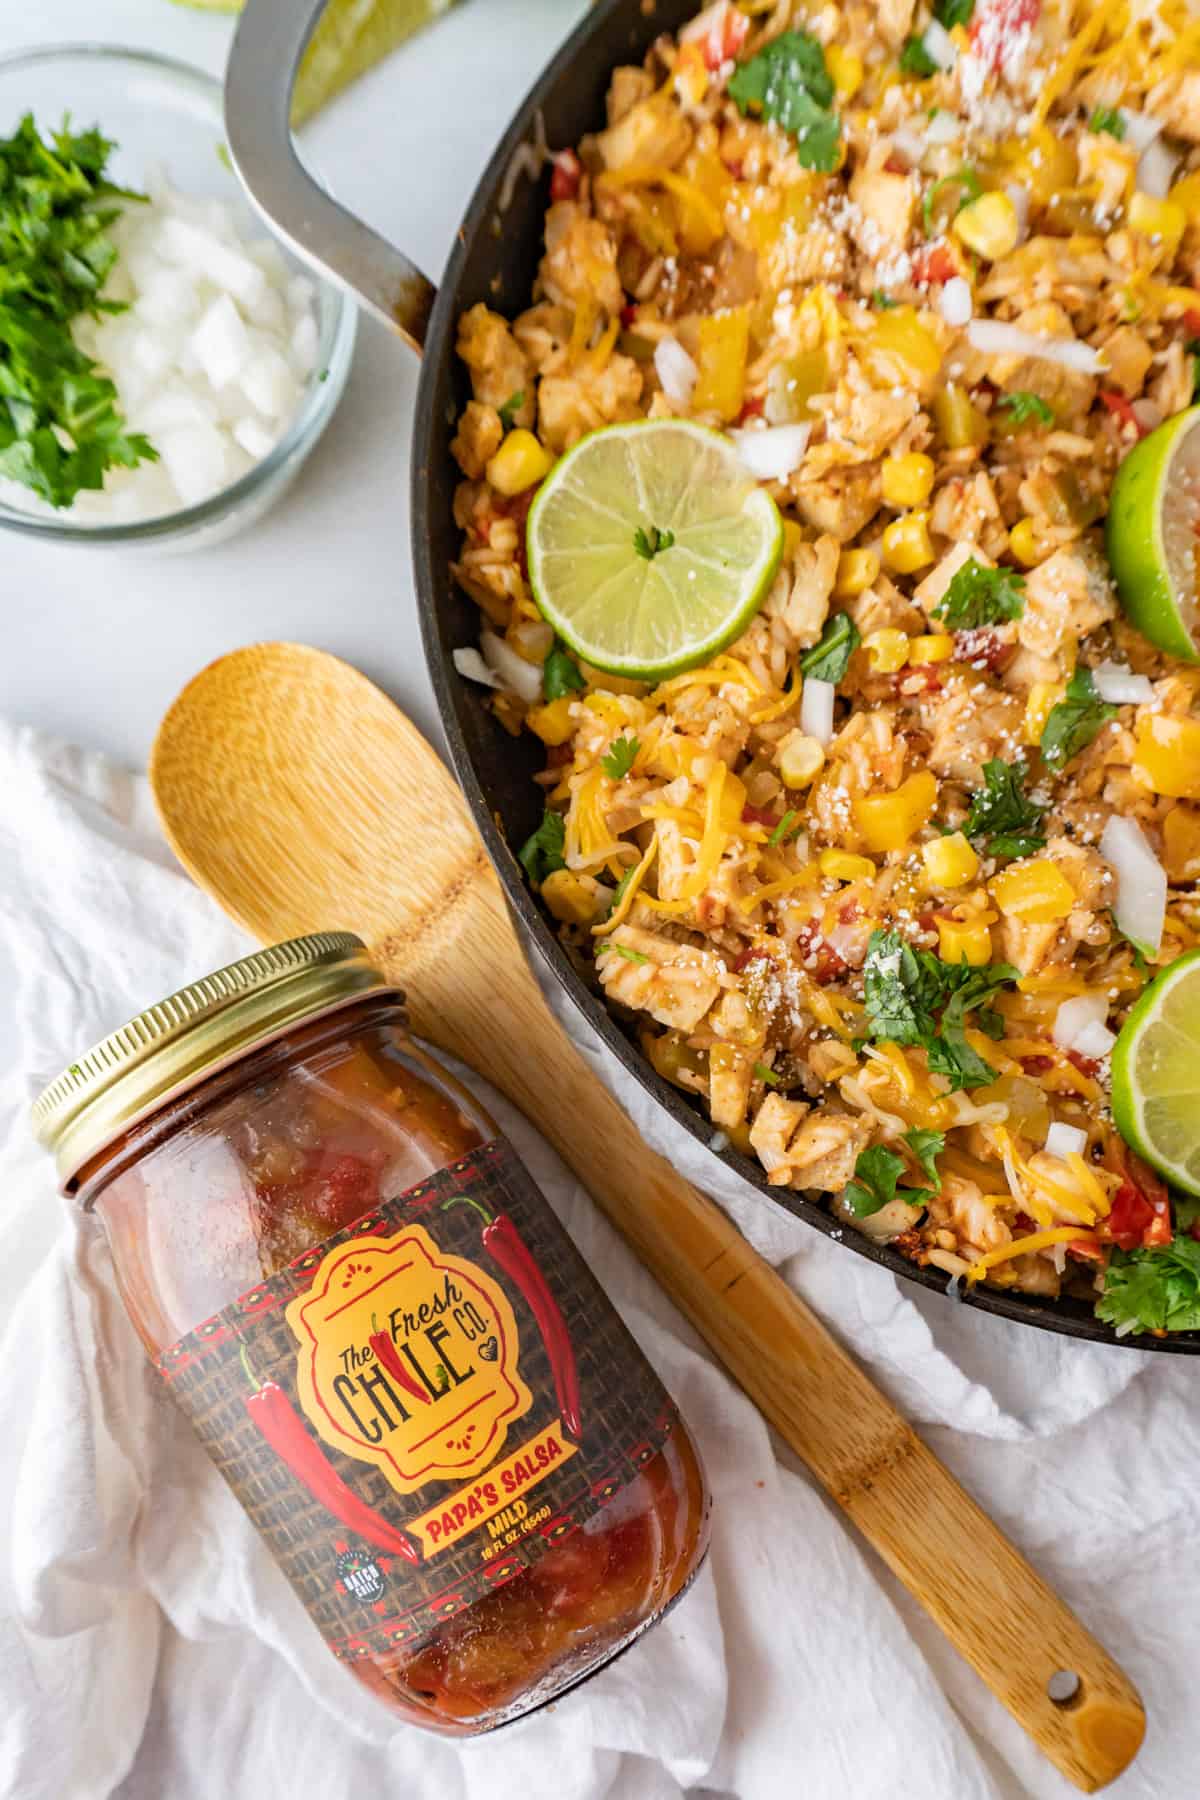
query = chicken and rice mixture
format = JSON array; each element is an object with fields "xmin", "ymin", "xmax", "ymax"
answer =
[{"xmin": 450, "ymin": 0, "xmax": 1200, "ymax": 1331}]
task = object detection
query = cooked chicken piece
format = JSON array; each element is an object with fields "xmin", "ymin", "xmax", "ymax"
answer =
[
  {"xmin": 927, "ymin": 1176, "xmax": 1011, "ymax": 1255},
  {"xmin": 607, "ymin": 64, "xmax": 655, "ymax": 126},
  {"xmin": 709, "ymin": 1044, "xmax": 755, "ymax": 1129},
  {"xmin": 513, "ymin": 302, "xmax": 573, "ymax": 376},
  {"xmin": 708, "ymin": 988, "xmax": 763, "ymax": 1048},
  {"xmin": 457, "ymin": 304, "xmax": 530, "ymax": 412},
  {"xmin": 876, "ymin": 0, "xmax": 916, "ymax": 48},
  {"xmin": 807, "ymin": 1038, "xmax": 858, "ymax": 1084},
  {"xmin": 598, "ymin": 925, "xmax": 723, "ymax": 1031},
  {"xmin": 962, "ymin": 302, "xmax": 1096, "ymax": 423},
  {"xmin": 834, "ymin": 1191, "xmax": 923, "ymax": 1243},
  {"xmin": 928, "ymin": 473, "xmax": 1004, "ymax": 553},
  {"xmin": 450, "ymin": 401, "xmax": 504, "ymax": 480},
  {"xmin": 537, "ymin": 353, "xmax": 644, "ymax": 452},
  {"xmin": 749, "ymin": 1095, "xmax": 869, "ymax": 1189},
  {"xmin": 1097, "ymin": 325, "xmax": 1153, "ymax": 399},
  {"xmin": 538, "ymin": 203, "xmax": 624, "ymax": 319},
  {"xmin": 1076, "ymin": 134, "xmax": 1137, "ymax": 217},
  {"xmin": 595, "ymin": 93, "xmax": 692, "ymax": 173},
  {"xmin": 994, "ymin": 914, "xmax": 1062, "ymax": 977},
  {"xmin": 790, "ymin": 465, "xmax": 880, "ymax": 540},
  {"xmin": 922, "ymin": 673, "xmax": 1025, "ymax": 783},
  {"xmin": 763, "ymin": 535, "xmax": 839, "ymax": 649},
  {"xmin": 849, "ymin": 166, "xmax": 916, "ymax": 247},
  {"xmin": 1019, "ymin": 548, "xmax": 1115, "ymax": 660},
  {"xmin": 1148, "ymin": 69, "xmax": 1200, "ymax": 142}
]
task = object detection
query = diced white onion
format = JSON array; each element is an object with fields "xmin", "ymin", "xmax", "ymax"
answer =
[
  {"xmin": 1137, "ymin": 139, "xmax": 1178, "ymax": 199},
  {"xmin": 708, "ymin": 1129, "xmax": 730, "ymax": 1152},
  {"xmin": 729, "ymin": 422, "xmax": 811, "ymax": 481},
  {"xmin": 1133, "ymin": 398, "xmax": 1164, "ymax": 433},
  {"xmin": 654, "ymin": 335, "xmax": 698, "ymax": 407},
  {"xmin": 480, "ymin": 629, "xmax": 544, "ymax": 703},
  {"xmin": 939, "ymin": 277, "xmax": 973, "ymax": 327},
  {"xmin": 1093, "ymin": 662, "xmax": 1154, "ymax": 705},
  {"xmin": 1074, "ymin": 1019, "xmax": 1118, "ymax": 1058},
  {"xmin": 1053, "ymin": 993, "xmax": 1109, "ymax": 1051},
  {"xmin": 1101, "ymin": 815, "xmax": 1166, "ymax": 954},
  {"xmin": 925, "ymin": 110, "xmax": 961, "ymax": 146},
  {"xmin": 1045, "ymin": 1121, "xmax": 1088, "ymax": 1159},
  {"xmin": 188, "ymin": 293, "xmax": 250, "ymax": 389},
  {"xmin": 966, "ymin": 318, "xmax": 1105, "ymax": 374},
  {"xmin": 1121, "ymin": 110, "xmax": 1163, "ymax": 153},
  {"xmin": 922, "ymin": 20, "xmax": 958, "ymax": 69},
  {"xmin": 452, "ymin": 647, "xmax": 502, "ymax": 689},
  {"xmin": 1005, "ymin": 182, "xmax": 1030, "ymax": 241},
  {"xmin": 889, "ymin": 127, "xmax": 927, "ymax": 167},
  {"xmin": 800, "ymin": 677, "xmax": 836, "ymax": 746}
]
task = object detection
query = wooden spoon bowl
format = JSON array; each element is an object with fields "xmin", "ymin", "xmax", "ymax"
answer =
[{"xmin": 150, "ymin": 641, "xmax": 1144, "ymax": 1791}]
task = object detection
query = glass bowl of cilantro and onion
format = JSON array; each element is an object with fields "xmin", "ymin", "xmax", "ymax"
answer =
[{"xmin": 0, "ymin": 46, "xmax": 356, "ymax": 554}]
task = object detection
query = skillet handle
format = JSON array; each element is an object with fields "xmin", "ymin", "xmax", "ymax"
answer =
[{"xmin": 224, "ymin": 0, "xmax": 436, "ymax": 349}]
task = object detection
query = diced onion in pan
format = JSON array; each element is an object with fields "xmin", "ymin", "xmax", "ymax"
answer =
[
  {"xmin": 922, "ymin": 20, "xmax": 958, "ymax": 69},
  {"xmin": 1052, "ymin": 993, "xmax": 1109, "ymax": 1051},
  {"xmin": 939, "ymin": 277, "xmax": 973, "ymax": 326},
  {"xmin": 1044, "ymin": 1121, "xmax": 1088, "ymax": 1159},
  {"xmin": 1137, "ymin": 139, "xmax": 1178, "ymax": 199},
  {"xmin": 481, "ymin": 629, "xmax": 544, "ymax": 703},
  {"xmin": 1101, "ymin": 815, "xmax": 1166, "ymax": 954},
  {"xmin": 1074, "ymin": 1019, "xmax": 1117, "ymax": 1058},
  {"xmin": 1093, "ymin": 662, "xmax": 1154, "ymax": 705},
  {"xmin": 655, "ymin": 336, "xmax": 698, "ymax": 407},
  {"xmin": 966, "ymin": 319, "xmax": 1104, "ymax": 373},
  {"xmin": 800, "ymin": 677, "xmax": 835, "ymax": 745},
  {"xmin": 453, "ymin": 647, "xmax": 503, "ymax": 689},
  {"xmin": 1122, "ymin": 111, "xmax": 1163, "ymax": 152},
  {"xmin": 729, "ymin": 423, "xmax": 810, "ymax": 481}
]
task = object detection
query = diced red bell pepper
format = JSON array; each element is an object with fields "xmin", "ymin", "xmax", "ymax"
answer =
[
  {"xmin": 911, "ymin": 245, "xmax": 958, "ymax": 287},
  {"xmin": 741, "ymin": 803, "xmax": 780, "ymax": 829},
  {"xmin": 736, "ymin": 395, "xmax": 765, "ymax": 424},
  {"xmin": 954, "ymin": 626, "xmax": 1012, "ymax": 673},
  {"xmin": 1102, "ymin": 1153, "xmax": 1172, "ymax": 1250},
  {"xmin": 1098, "ymin": 390, "xmax": 1148, "ymax": 438},
  {"xmin": 550, "ymin": 149, "xmax": 582, "ymax": 203},
  {"xmin": 969, "ymin": 0, "xmax": 1041, "ymax": 72},
  {"xmin": 682, "ymin": 0, "xmax": 749, "ymax": 71}
]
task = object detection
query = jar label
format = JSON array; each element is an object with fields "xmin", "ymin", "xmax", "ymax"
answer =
[{"xmin": 157, "ymin": 1137, "xmax": 677, "ymax": 1667}]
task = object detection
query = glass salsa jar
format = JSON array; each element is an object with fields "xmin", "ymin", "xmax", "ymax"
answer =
[{"xmin": 33, "ymin": 932, "xmax": 709, "ymax": 1735}]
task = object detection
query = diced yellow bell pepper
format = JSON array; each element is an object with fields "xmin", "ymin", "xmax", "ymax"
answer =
[
  {"xmin": 1004, "ymin": 127, "xmax": 1078, "ymax": 208},
  {"xmin": 834, "ymin": 546, "xmax": 880, "ymax": 598},
  {"xmin": 1170, "ymin": 171, "xmax": 1200, "ymax": 224},
  {"xmin": 909, "ymin": 633, "xmax": 955, "ymax": 664},
  {"xmin": 825, "ymin": 45, "xmax": 863, "ymax": 99},
  {"xmin": 953, "ymin": 191, "xmax": 1020, "ymax": 261},
  {"xmin": 769, "ymin": 345, "xmax": 830, "ymax": 422},
  {"xmin": 922, "ymin": 832, "xmax": 980, "ymax": 887},
  {"xmin": 691, "ymin": 307, "xmax": 750, "ymax": 421},
  {"xmin": 989, "ymin": 859, "xmax": 1076, "ymax": 923},
  {"xmin": 1163, "ymin": 805, "xmax": 1200, "ymax": 882},
  {"xmin": 932, "ymin": 383, "xmax": 988, "ymax": 449},
  {"xmin": 938, "ymin": 917, "xmax": 994, "ymax": 965},
  {"xmin": 541, "ymin": 868, "xmax": 600, "ymax": 924},
  {"xmin": 526, "ymin": 696, "xmax": 575, "ymax": 746},
  {"xmin": 781, "ymin": 517, "xmax": 804, "ymax": 561},
  {"xmin": 868, "ymin": 308, "xmax": 943, "ymax": 381},
  {"xmin": 779, "ymin": 732, "xmax": 825, "ymax": 788},
  {"xmin": 864, "ymin": 629, "xmax": 909, "ymax": 674},
  {"xmin": 1127, "ymin": 193, "xmax": 1186, "ymax": 264},
  {"xmin": 642, "ymin": 1028, "xmax": 707, "ymax": 1092},
  {"xmin": 882, "ymin": 511, "xmax": 935, "ymax": 575},
  {"xmin": 854, "ymin": 771, "xmax": 938, "ymax": 852},
  {"xmin": 1024, "ymin": 681, "xmax": 1064, "ymax": 747},
  {"xmin": 487, "ymin": 429, "xmax": 553, "ymax": 496},
  {"xmin": 819, "ymin": 848, "xmax": 876, "ymax": 882},
  {"xmin": 1133, "ymin": 714, "xmax": 1200, "ymax": 798},
  {"xmin": 1008, "ymin": 516, "xmax": 1041, "ymax": 567},
  {"xmin": 881, "ymin": 452, "xmax": 936, "ymax": 509}
]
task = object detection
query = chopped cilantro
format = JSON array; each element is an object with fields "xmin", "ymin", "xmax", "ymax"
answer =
[
  {"xmin": 996, "ymin": 390, "xmax": 1055, "ymax": 427},
  {"xmin": 543, "ymin": 639, "xmax": 586, "ymax": 700},
  {"xmin": 0, "ymin": 114, "xmax": 158, "ymax": 507},
  {"xmin": 932, "ymin": 558, "xmax": 1026, "ymax": 630},
  {"xmin": 1040, "ymin": 667, "xmax": 1118, "ymax": 772},
  {"xmin": 800, "ymin": 611, "xmax": 861, "ymax": 682},
  {"xmin": 728, "ymin": 31, "xmax": 841, "ymax": 172},
  {"xmin": 899, "ymin": 34, "xmax": 939, "ymax": 78},
  {"xmin": 498, "ymin": 390, "xmax": 525, "ymax": 427},
  {"xmin": 633, "ymin": 524, "xmax": 675, "ymax": 560},
  {"xmin": 600, "ymin": 942, "xmax": 650, "ymax": 966},
  {"xmin": 934, "ymin": 0, "xmax": 975, "ymax": 23},
  {"xmin": 844, "ymin": 1143, "xmax": 935, "ymax": 1219},
  {"xmin": 1112, "ymin": 914, "xmax": 1149, "ymax": 971},
  {"xmin": 904, "ymin": 1127, "xmax": 945, "ymax": 1188},
  {"xmin": 607, "ymin": 865, "xmax": 637, "ymax": 916},
  {"xmin": 1095, "ymin": 1238, "xmax": 1200, "ymax": 1335},
  {"xmin": 1089, "ymin": 107, "xmax": 1126, "ymax": 140},
  {"xmin": 922, "ymin": 165, "xmax": 982, "ymax": 232},
  {"xmin": 753, "ymin": 1061, "xmax": 780, "ymax": 1086},
  {"xmin": 768, "ymin": 808, "xmax": 799, "ymax": 846},
  {"xmin": 963, "ymin": 758, "xmax": 1047, "ymax": 860},
  {"xmin": 862, "ymin": 929, "xmax": 1018, "ymax": 1092},
  {"xmin": 601, "ymin": 733, "xmax": 640, "ymax": 780},
  {"xmin": 518, "ymin": 808, "xmax": 566, "ymax": 884},
  {"xmin": 1173, "ymin": 1193, "xmax": 1200, "ymax": 1232},
  {"xmin": 872, "ymin": 288, "xmax": 900, "ymax": 309}
]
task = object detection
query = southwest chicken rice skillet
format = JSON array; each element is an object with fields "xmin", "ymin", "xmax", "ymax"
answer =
[{"xmin": 449, "ymin": 0, "xmax": 1200, "ymax": 1337}]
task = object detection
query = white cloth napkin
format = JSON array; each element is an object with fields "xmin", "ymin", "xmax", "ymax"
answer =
[{"xmin": 0, "ymin": 717, "xmax": 1195, "ymax": 1800}]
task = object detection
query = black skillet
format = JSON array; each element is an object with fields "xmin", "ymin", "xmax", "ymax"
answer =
[{"xmin": 224, "ymin": 0, "xmax": 1197, "ymax": 1351}]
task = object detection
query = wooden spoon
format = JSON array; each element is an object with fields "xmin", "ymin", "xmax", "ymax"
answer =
[{"xmin": 150, "ymin": 641, "xmax": 1144, "ymax": 1791}]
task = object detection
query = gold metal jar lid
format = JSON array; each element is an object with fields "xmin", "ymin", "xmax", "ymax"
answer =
[{"xmin": 32, "ymin": 931, "xmax": 398, "ymax": 1192}]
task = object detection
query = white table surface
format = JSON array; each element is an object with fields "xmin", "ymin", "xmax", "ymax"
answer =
[{"xmin": 0, "ymin": 0, "xmax": 587, "ymax": 1072}]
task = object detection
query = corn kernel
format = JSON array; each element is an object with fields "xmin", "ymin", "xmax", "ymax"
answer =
[
  {"xmin": 1127, "ymin": 192, "xmax": 1186, "ymax": 262},
  {"xmin": 854, "ymin": 771, "xmax": 938, "ymax": 852},
  {"xmin": 881, "ymin": 452, "xmax": 936, "ymax": 509},
  {"xmin": 779, "ymin": 731, "xmax": 826, "ymax": 788},
  {"xmin": 1009, "ymin": 516, "xmax": 1041, "ymax": 567},
  {"xmin": 1133, "ymin": 714, "xmax": 1200, "ymax": 799},
  {"xmin": 834, "ymin": 546, "xmax": 880, "ymax": 598},
  {"xmin": 782, "ymin": 517, "xmax": 804, "ymax": 562},
  {"xmin": 1169, "ymin": 171, "xmax": 1200, "ymax": 224},
  {"xmin": 541, "ymin": 868, "xmax": 600, "ymax": 924},
  {"xmin": 864, "ymin": 628, "xmax": 910, "ymax": 674},
  {"xmin": 1024, "ymin": 681, "xmax": 1063, "ymax": 747},
  {"xmin": 825, "ymin": 45, "xmax": 863, "ymax": 99},
  {"xmin": 486, "ymin": 428, "xmax": 553, "ymax": 496},
  {"xmin": 989, "ymin": 859, "xmax": 1076, "ymax": 923},
  {"xmin": 953, "ymin": 191, "xmax": 1020, "ymax": 261},
  {"xmin": 938, "ymin": 917, "xmax": 993, "ymax": 965},
  {"xmin": 881, "ymin": 511, "xmax": 935, "ymax": 575},
  {"xmin": 922, "ymin": 832, "xmax": 980, "ymax": 887},
  {"xmin": 869, "ymin": 309, "xmax": 942, "ymax": 380},
  {"xmin": 819, "ymin": 848, "xmax": 876, "ymax": 882},
  {"xmin": 526, "ymin": 696, "xmax": 575, "ymax": 746},
  {"xmin": 908, "ymin": 633, "xmax": 955, "ymax": 664}
]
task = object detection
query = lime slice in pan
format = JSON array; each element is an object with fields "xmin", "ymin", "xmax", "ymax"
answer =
[
  {"xmin": 526, "ymin": 420, "xmax": 783, "ymax": 681},
  {"xmin": 1106, "ymin": 404, "xmax": 1200, "ymax": 666},
  {"xmin": 1111, "ymin": 947, "xmax": 1200, "ymax": 1195}
]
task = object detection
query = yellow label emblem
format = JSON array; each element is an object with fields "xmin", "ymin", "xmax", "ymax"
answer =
[{"xmin": 286, "ymin": 1222, "xmax": 533, "ymax": 1495}]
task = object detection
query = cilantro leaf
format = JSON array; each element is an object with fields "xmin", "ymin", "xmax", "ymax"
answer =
[
  {"xmin": 963, "ymin": 758, "xmax": 1047, "ymax": 860},
  {"xmin": 601, "ymin": 733, "xmax": 640, "ymax": 779},
  {"xmin": 0, "ymin": 114, "xmax": 157, "ymax": 509},
  {"xmin": 932, "ymin": 559, "xmax": 1026, "ymax": 629},
  {"xmin": 1089, "ymin": 106, "xmax": 1126, "ymax": 140},
  {"xmin": 996, "ymin": 390, "xmax": 1055, "ymax": 426},
  {"xmin": 899, "ymin": 34, "xmax": 939, "ymax": 78},
  {"xmin": 872, "ymin": 288, "xmax": 900, "ymax": 310},
  {"xmin": 607, "ymin": 865, "xmax": 637, "ymax": 916},
  {"xmin": 753, "ymin": 1061, "xmax": 780, "ymax": 1086},
  {"xmin": 498, "ymin": 390, "xmax": 524, "ymax": 427},
  {"xmin": 844, "ymin": 1143, "xmax": 934, "ymax": 1218},
  {"xmin": 518, "ymin": 808, "xmax": 566, "ymax": 884},
  {"xmin": 633, "ymin": 524, "xmax": 675, "ymax": 560},
  {"xmin": 862, "ymin": 929, "xmax": 1018, "ymax": 1092},
  {"xmin": 800, "ymin": 611, "xmax": 861, "ymax": 683},
  {"xmin": 599, "ymin": 941, "xmax": 650, "ymax": 966},
  {"xmin": 543, "ymin": 640, "xmax": 586, "ymax": 700},
  {"xmin": 935, "ymin": 0, "xmax": 975, "ymax": 23},
  {"xmin": 904, "ymin": 1127, "xmax": 945, "ymax": 1187},
  {"xmin": 1039, "ymin": 667, "xmax": 1118, "ymax": 772},
  {"xmin": 768, "ymin": 808, "xmax": 799, "ymax": 846},
  {"xmin": 1095, "ymin": 1238, "xmax": 1200, "ymax": 1335},
  {"xmin": 728, "ymin": 32, "xmax": 841, "ymax": 172}
]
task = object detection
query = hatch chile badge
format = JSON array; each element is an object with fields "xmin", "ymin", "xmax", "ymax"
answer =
[{"xmin": 285, "ymin": 1220, "xmax": 534, "ymax": 1494}]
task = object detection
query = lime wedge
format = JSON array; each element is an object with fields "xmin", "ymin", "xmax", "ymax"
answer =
[
  {"xmin": 526, "ymin": 421, "xmax": 783, "ymax": 681},
  {"xmin": 1112, "ymin": 948, "xmax": 1200, "ymax": 1195},
  {"xmin": 1106, "ymin": 404, "xmax": 1200, "ymax": 665},
  {"xmin": 167, "ymin": 0, "xmax": 458, "ymax": 123}
]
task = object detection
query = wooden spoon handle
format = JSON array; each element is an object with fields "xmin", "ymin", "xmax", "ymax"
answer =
[{"xmin": 374, "ymin": 843, "xmax": 1143, "ymax": 1794}]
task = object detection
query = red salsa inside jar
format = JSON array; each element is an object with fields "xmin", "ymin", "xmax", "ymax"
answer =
[{"xmin": 34, "ymin": 934, "xmax": 710, "ymax": 1734}]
